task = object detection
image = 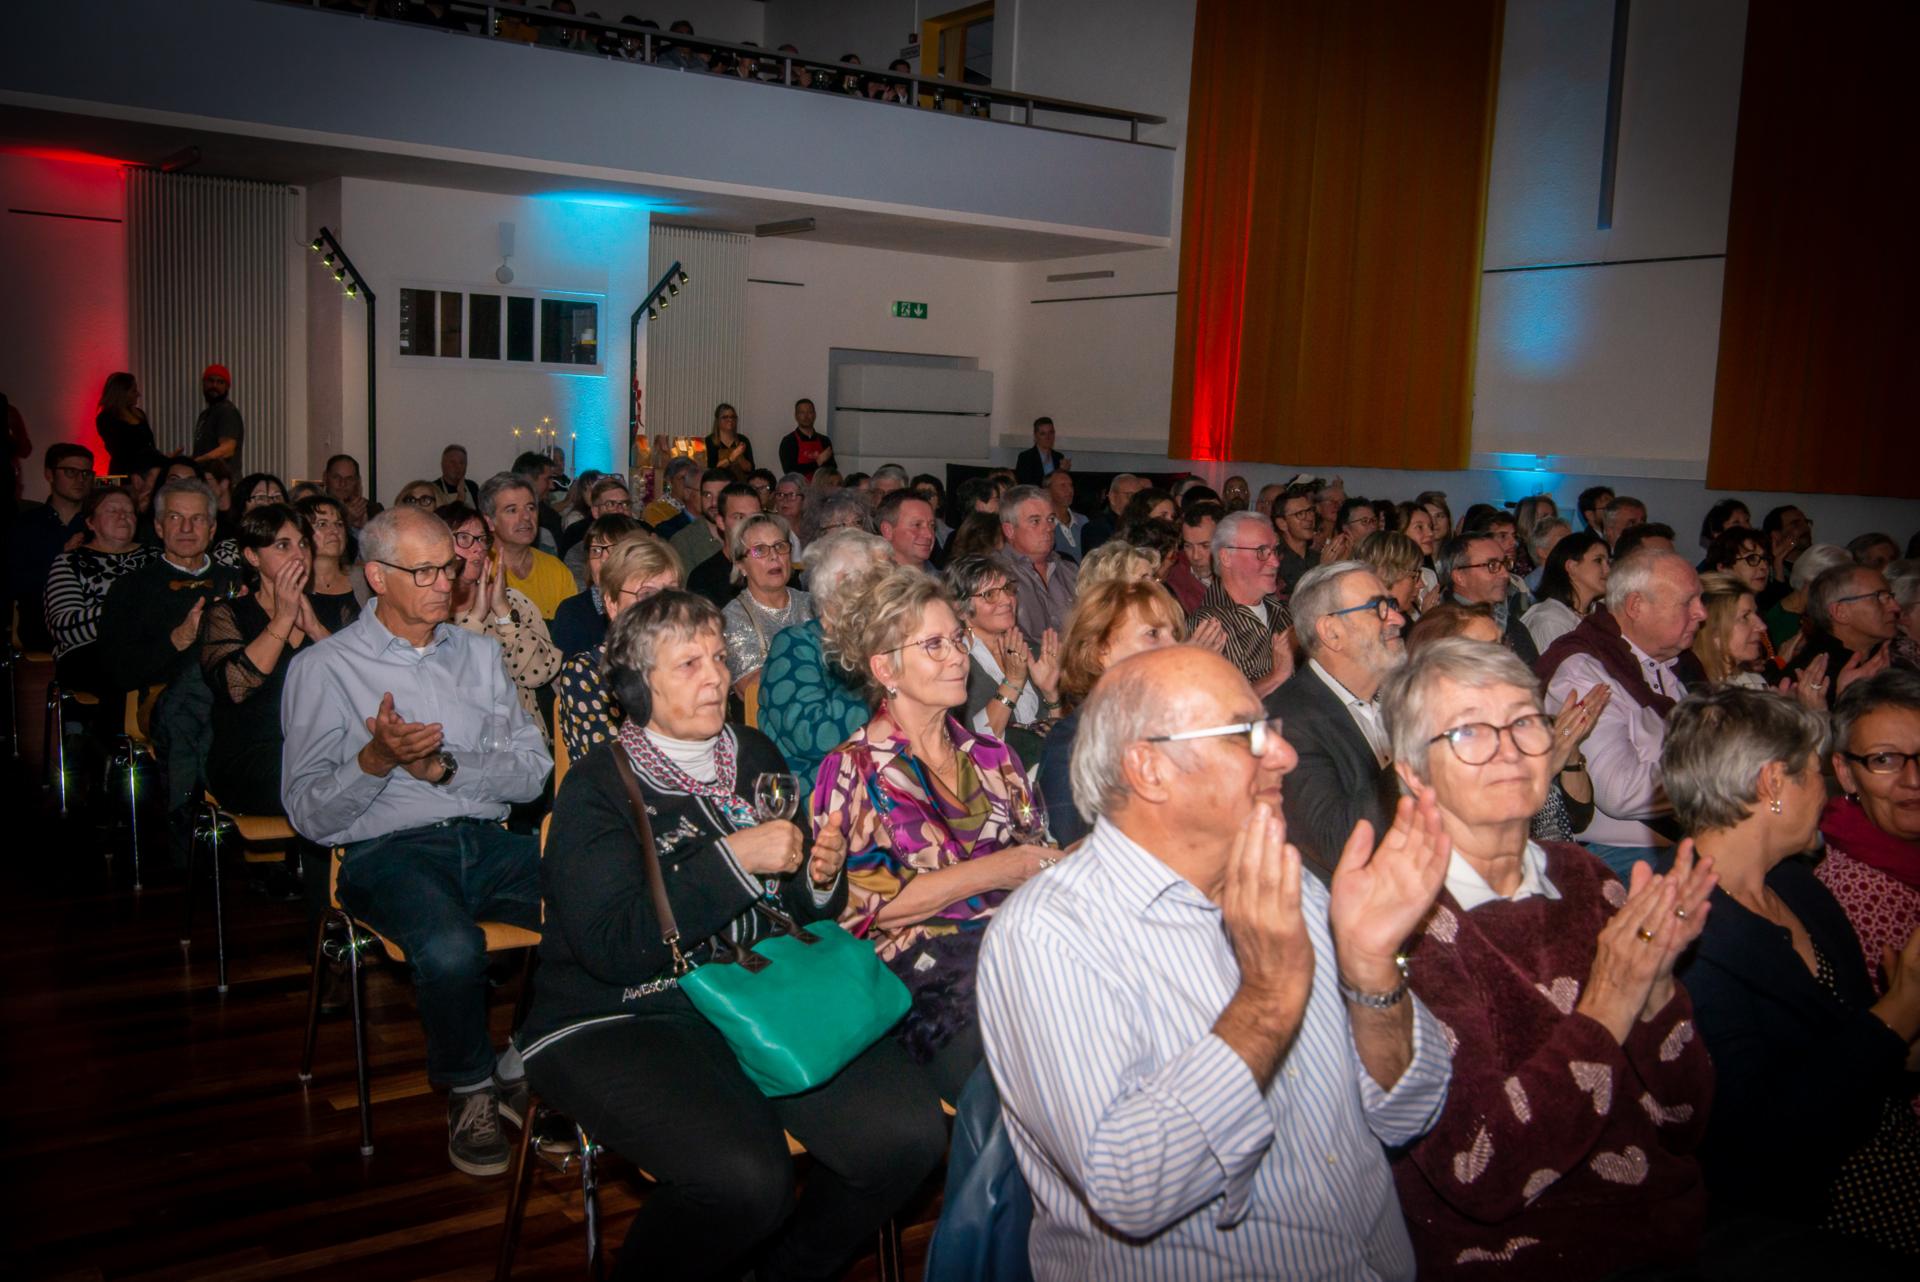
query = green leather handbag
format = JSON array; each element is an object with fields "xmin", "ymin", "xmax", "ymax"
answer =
[{"xmin": 614, "ymin": 750, "xmax": 910, "ymax": 1097}]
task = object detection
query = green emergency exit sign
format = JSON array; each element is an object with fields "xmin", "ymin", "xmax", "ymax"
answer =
[{"xmin": 891, "ymin": 300, "xmax": 929, "ymax": 319}]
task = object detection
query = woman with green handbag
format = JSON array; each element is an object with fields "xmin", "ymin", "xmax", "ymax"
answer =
[{"xmin": 518, "ymin": 591, "xmax": 946, "ymax": 1282}]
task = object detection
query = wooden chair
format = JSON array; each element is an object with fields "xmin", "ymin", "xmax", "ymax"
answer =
[
  {"xmin": 4, "ymin": 601, "xmax": 49, "ymax": 762},
  {"xmin": 297, "ymin": 845, "xmax": 542, "ymax": 1157},
  {"xmin": 103, "ymin": 686, "xmax": 165, "ymax": 890},
  {"xmin": 181, "ymin": 791, "xmax": 299, "ymax": 994}
]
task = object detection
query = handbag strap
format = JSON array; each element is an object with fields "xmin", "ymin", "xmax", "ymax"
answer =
[{"xmin": 610, "ymin": 747, "xmax": 689, "ymax": 970}]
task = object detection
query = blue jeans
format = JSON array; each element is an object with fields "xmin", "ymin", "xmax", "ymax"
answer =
[
  {"xmin": 338, "ymin": 819, "xmax": 540, "ymax": 1087},
  {"xmin": 1583, "ymin": 842, "xmax": 1672, "ymax": 882}
]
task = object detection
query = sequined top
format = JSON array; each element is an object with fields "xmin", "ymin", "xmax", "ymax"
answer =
[{"xmin": 721, "ymin": 587, "xmax": 814, "ymax": 683}]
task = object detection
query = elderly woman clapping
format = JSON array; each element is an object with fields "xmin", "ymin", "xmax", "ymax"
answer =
[
  {"xmin": 1670, "ymin": 685, "xmax": 1920, "ymax": 1257},
  {"xmin": 1382, "ymin": 638, "xmax": 1718, "ymax": 1280}
]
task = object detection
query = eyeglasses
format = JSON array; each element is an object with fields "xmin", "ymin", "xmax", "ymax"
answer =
[
  {"xmin": 1280, "ymin": 506, "xmax": 1315, "ymax": 522},
  {"xmin": 1222, "ymin": 543, "xmax": 1280, "ymax": 561},
  {"xmin": 1833, "ymin": 589, "xmax": 1896, "ymax": 608},
  {"xmin": 596, "ymin": 498, "xmax": 632, "ymax": 512},
  {"xmin": 310, "ymin": 516, "xmax": 345, "ymax": 532},
  {"xmin": 1841, "ymin": 750, "xmax": 1920, "ymax": 776},
  {"xmin": 1429, "ymin": 714, "xmax": 1555, "ymax": 765},
  {"xmin": 885, "ymin": 627, "xmax": 970, "ymax": 662},
  {"xmin": 52, "ymin": 465, "xmax": 97, "ymax": 480},
  {"xmin": 1730, "ymin": 553, "xmax": 1768, "ymax": 568},
  {"xmin": 972, "ymin": 584, "xmax": 1015, "ymax": 604},
  {"xmin": 452, "ymin": 530, "xmax": 492, "ymax": 549},
  {"xmin": 744, "ymin": 540, "xmax": 793, "ymax": 560},
  {"xmin": 1147, "ymin": 717, "xmax": 1286, "ymax": 758},
  {"xmin": 245, "ymin": 492, "xmax": 286, "ymax": 507},
  {"xmin": 614, "ymin": 582, "xmax": 666, "ymax": 605},
  {"xmin": 587, "ymin": 541, "xmax": 614, "ymax": 557},
  {"xmin": 1461, "ymin": 557, "xmax": 1514, "ymax": 575},
  {"xmin": 399, "ymin": 493, "xmax": 438, "ymax": 508},
  {"xmin": 1328, "ymin": 595, "xmax": 1401, "ymax": 622},
  {"xmin": 372, "ymin": 558, "xmax": 461, "ymax": 586}
]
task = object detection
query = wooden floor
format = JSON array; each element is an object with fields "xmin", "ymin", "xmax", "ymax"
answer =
[{"xmin": 1, "ymin": 665, "xmax": 938, "ymax": 1281}]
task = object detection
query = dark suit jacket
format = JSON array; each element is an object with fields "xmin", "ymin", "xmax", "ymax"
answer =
[
  {"xmin": 1263, "ymin": 665, "xmax": 1399, "ymax": 882},
  {"xmin": 1013, "ymin": 446, "xmax": 1066, "ymax": 487}
]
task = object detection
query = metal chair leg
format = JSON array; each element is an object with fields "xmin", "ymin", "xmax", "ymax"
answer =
[
  {"xmin": 208, "ymin": 809, "xmax": 229, "ymax": 993},
  {"xmin": 45, "ymin": 682, "xmax": 67, "ymax": 816},
  {"xmin": 875, "ymin": 1215, "xmax": 903, "ymax": 1282},
  {"xmin": 180, "ymin": 810, "xmax": 202, "ymax": 950},
  {"xmin": 579, "ymin": 1125, "xmax": 602, "ymax": 1282},
  {"xmin": 3, "ymin": 646, "xmax": 18, "ymax": 760},
  {"xmin": 495, "ymin": 1097, "xmax": 542, "ymax": 1282},
  {"xmin": 346, "ymin": 915, "xmax": 374, "ymax": 1157},
  {"xmin": 125, "ymin": 741, "xmax": 143, "ymax": 893}
]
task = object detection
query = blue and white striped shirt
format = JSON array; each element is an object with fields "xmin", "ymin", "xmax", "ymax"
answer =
[{"xmin": 977, "ymin": 818, "xmax": 1451, "ymax": 1281}]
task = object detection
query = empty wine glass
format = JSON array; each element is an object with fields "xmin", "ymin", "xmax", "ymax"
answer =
[
  {"xmin": 753, "ymin": 772, "xmax": 800, "ymax": 823},
  {"xmin": 1002, "ymin": 767, "xmax": 1050, "ymax": 846}
]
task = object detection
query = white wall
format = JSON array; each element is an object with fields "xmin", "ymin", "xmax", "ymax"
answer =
[
  {"xmin": 0, "ymin": 152, "xmax": 127, "ymax": 499},
  {"xmin": 317, "ymin": 178, "xmax": 650, "ymax": 499}
]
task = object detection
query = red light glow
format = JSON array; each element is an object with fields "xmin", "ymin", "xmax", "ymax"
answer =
[{"xmin": 1, "ymin": 145, "xmax": 133, "ymax": 168}]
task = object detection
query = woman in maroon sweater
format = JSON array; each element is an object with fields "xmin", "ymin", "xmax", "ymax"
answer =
[{"xmin": 1378, "ymin": 638, "xmax": 1718, "ymax": 1279}]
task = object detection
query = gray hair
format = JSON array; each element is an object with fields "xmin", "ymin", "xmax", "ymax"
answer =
[
  {"xmin": 1831, "ymin": 668, "xmax": 1920, "ymax": 756},
  {"xmin": 776, "ymin": 471, "xmax": 808, "ymax": 491},
  {"xmin": 1435, "ymin": 531, "xmax": 1499, "ymax": 589},
  {"xmin": 872, "ymin": 463, "xmax": 909, "ymax": 484},
  {"xmin": 1291, "ymin": 560, "xmax": 1372, "ymax": 657},
  {"xmin": 358, "ymin": 504, "xmax": 448, "ymax": 569},
  {"xmin": 1530, "ymin": 516, "xmax": 1572, "ymax": 558},
  {"xmin": 1069, "ymin": 654, "xmax": 1185, "ymax": 823},
  {"xmin": 153, "ymin": 477, "xmax": 216, "ymax": 520},
  {"xmin": 1211, "ymin": 510, "xmax": 1273, "ymax": 578},
  {"xmin": 1888, "ymin": 562, "xmax": 1920, "ymax": 610},
  {"xmin": 804, "ymin": 490, "xmax": 872, "ymax": 540},
  {"xmin": 601, "ymin": 589, "xmax": 724, "ymax": 719},
  {"xmin": 802, "ymin": 528, "xmax": 892, "ymax": 628},
  {"xmin": 1105, "ymin": 472, "xmax": 1140, "ymax": 499},
  {"xmin": 997, "ymin": 484, "xmax": 1048, "ymax": 524},
  {"xmin": 1788, "ymin": 542, "xmax": 1851, "ymax": 594},
  {"xmin": 1662, "ymin": 686, "xmax": 1828, "ymax": 833},
  {"xmin": 944, "ymin": 553, "xmax": 1015, "ymax": 620},
  {"xmin": 478, "ymin": 470, "xmax": 534, "ymax": 518},
  {"xmin": 1380, "ymin": 637, "xmax": 1541, "ymax": 784},
  {"xmin": 1605, "ymin": 548, "xmax": 1689, "ymax": 614},
  {"xmin": 664, "ymin": 455, "xmax": 700, "ymax": 486},
  {"xmin": 726, "ymin": 511, "xmax": 794, "ymax": 584},
  {"xmin": 1807, "ymin": 563, "xmax": 1872, "ymax": 630}
]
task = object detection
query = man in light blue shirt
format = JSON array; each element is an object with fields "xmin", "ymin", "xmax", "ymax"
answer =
[
  {"xmin": 282, "ymin": 507, "xmax": 551, "ymax": 1179},
  {"xmin": 978, "ymin": 646, "xmax": 1453, "ymax": 1280}
]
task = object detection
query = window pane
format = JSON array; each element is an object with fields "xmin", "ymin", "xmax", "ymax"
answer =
[
  {"xmin": 438, "ymin": 290, "xmax": 463, "ymax": 358},
  {"xmin": 506, "ymin": 296, "xmax": 534, "ymax": 362},
  {"xmin": 399, "ymin": 287, "xmax": 436, "ymax": 357},
  {"xmin": 468, "ymin": 293, "xmax": 501, "ymax": 360},
  {"xmin": 540, "ymin": 298, "xmax": 600, "ymax": 365}
]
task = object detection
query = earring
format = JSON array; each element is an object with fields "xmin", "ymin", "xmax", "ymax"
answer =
[
  {"xmin": 886, "ymin": 686, "xmax": 899, "ymax": 701},
  {"xmin": 1769, "ymin": 798, "xmax": 1783, "ymax": 815}
]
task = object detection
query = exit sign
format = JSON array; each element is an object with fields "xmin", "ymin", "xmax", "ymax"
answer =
[{"xmin": 891, "ymin": 300, "xmax": 929, "ymax": 319}]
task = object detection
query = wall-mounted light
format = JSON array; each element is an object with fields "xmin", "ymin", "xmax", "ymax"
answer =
[{"xmin": 308, "ymin": 226, "xmax": 379, "ymax": 497}]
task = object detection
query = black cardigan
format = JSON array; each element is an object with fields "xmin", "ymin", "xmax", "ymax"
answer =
[
  {"xmin": 1674, "ymin": 855, "xmax": 1918, "ymax": 1225},
  {"xmin": 519, "ymin": 727, "xmax": 848, "ymax": 1058}
]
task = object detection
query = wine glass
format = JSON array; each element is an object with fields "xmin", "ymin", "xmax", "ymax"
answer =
[
  {"xmin": 753, "ymin": 772, "xmax": 800, "ymax": 823},
  {"xmin": 1002, "ymin": 767, "xmax": 1050, "ymax": 846}
]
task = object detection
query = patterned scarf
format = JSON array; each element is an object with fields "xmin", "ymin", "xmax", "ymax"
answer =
[{"xmin": 616, "ymin": 721, "xmax": 756, "ymax": 828}]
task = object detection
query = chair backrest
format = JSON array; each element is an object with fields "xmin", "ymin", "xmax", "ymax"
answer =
[
  {"xmin": 550, "ymin": 699, "xmax": 570, "ymax": 789},
  {"xmin": 923, "ymin": 1064, "xmax": 1034, "ymax": 1282}
]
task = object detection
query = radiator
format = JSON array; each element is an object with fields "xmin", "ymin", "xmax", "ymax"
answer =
[{"xmin": 644, "ymin": 225, "xmax": 749, "ymax": 446}]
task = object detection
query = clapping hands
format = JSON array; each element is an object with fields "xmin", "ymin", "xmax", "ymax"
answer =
[
  {"xmin": 1576, "ymin": 840, "xmax": 1716, "ymax": 1042},
  {"xmin": 1328, "ymin": 784, "xmax": 1452, "ymax": 988}
]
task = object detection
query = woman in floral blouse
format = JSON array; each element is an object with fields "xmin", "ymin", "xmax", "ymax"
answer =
[{"xmin": 811, "ymin": 564, "xmax": 1060, "ymax": 1099}]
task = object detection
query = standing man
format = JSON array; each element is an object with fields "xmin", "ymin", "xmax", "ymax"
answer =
[
  {"xmin": 1014, "ymin": 416, "xmax": 1070, "ymax": 486},
  {"xmin": 281, "ymin": 506, "xmax": 549, "ymax": 1178},
  {"xmin": 875, "ymin": 489, "xmax": 938, "ymax": 572},
  {"xmin": 1264, "ymin": 562, "xmax": 1406, "ymax": 879},
  {"xmin": 480, "ymin": 471, "xmax": 575, "ymax": 619},
  {"xmin": 1272, "ymin": 482, "xmax": 1320, "ymax": 597},
  {"xmin": 1000, "ymin": 485, "xmax": 1077, "ymax": 649},
  {"xmin": 1046, "ymin": 469, "xmax": 1087, "ymax": 561},
  {"xmin": 8, "ymin": 442, "xmax": 93, "ymax": 650},
  {"xmin": 1438, "ymin": 531, "xmax": 1539, "ymax": 663},
  {"xmin": 685, "ymin": 482, "xmax": 765, "ymax": 608},
  {"xmin": 432, "ymin": 444, "xmax": 479, "ymax": 508},
  {"xmin": 1191, "ymin": 510, "xmax": 1296, "ymax": 698},
  {"xmin": 777, "ymin": 398, "xmax": 834, "ymax": 479},
  {"xmin": 668, "ymin": 469, "xmax": 732, "ymax": 573},
  {"xmin": 979, "ymin": 645, "xmax": 1451, "ymax": 1281},
  {"xmin": 192, "ymin": 363, "xmax": 245, "ymax": 473}
]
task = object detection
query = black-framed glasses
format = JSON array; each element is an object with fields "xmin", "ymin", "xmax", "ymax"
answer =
[
  {"xmin": 885, "ymin": 627, "xmax": 970, "ymax": 662},
  {"xmin": 1429, "ymin": 714, "xmax": 1554, "ymax": 765},
  {"xmin": 1222, "ymin": 543, "xmax": 1280, "ymax": 561},
  {"xmin": 1280, "ymin": 506, "xmax": 1314, "ymax": 522},
  {"xmin": 1730, "ymin": 553, "xmax": 1768, "ymax": 568},
  {"xmin": 1833, "ymin": 589, "xmax": 1896, "ymax": 608},
  {"xmin": 52, "ymin": 465, "xmax": 97, "ymax": 480},
  {"xmin": 1147, "ymin": 716, "xmax": 1286, "ymax": 758},
  {"xmin": 596, "ymin": 497, "xmax": 632, "ymax": 512},
  {"xmin": 399, "ymin": 493, "xmax": 438, "ymax": 509},
  {"xmin": 1841, "ymin": 749, "xmax": 1920, "ymax": 776},
  {"xmin": 587, "ymin": 541, "xmax": 614, "ymax": 557},
  {"xmin": 372, "ymin": 557, "xmax": 460, "ymax": 586},
  {"xmin": 1462, "ymin": 557, "xmax": 1514, "ymax": 575},
  {"xmin": 972, "ymin": 583, "xmax": 1016, "ymax": 604},
  {"xmin": 1329, "ymin": 595, "xmax": 1401, "ymax": 622},
  {"xmin": 452, "ymin": 530, "xmax": 492, "ymax": 549},
  {"xmin": 744, "ymin": 540, "xmax": 793, "ymax": 560}
]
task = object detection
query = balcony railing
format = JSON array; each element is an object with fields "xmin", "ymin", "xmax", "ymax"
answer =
[{"xmin": 272, "ymin": 0, "xmax": 1168, "ymax": 144}]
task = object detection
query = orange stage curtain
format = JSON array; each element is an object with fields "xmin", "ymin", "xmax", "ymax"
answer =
[
  {"xmin": 1706, "ymin": 1, "xmax": 1918, "ymax": 498},
  {"xmin": 1171, "ymin": 0, "xmax": 1504, "ymax": 469}
]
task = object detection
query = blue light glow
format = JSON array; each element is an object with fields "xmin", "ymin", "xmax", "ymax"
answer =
[
  {"xmin": 534, "ymin": 190, "xmax": 692, "ymax": 215},
  {"xmin": 1493, "ymin": 268, "xmax": 1590, "ymax": 379}
]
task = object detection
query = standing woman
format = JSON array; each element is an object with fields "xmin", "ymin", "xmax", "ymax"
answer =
[
  {"xmin": 200, "ymin": 504, "xmax": 330, "ymax": 815},
  {"xmin": 95, "ymin": 372, "xmax": 155, "ymax": 477},
  {"xmin": 720, "ymin": 511, "xmax": 811, "ymax": 717},
  {"xmin": 294, "ymin": 494, "xmax": 361, "ymax": 632},
  {"xmin": 704, "ymin": 403, "xmax": 755, "ymax": 482},
  {"xmin": 1523, "ymin": 531, "xmax": 1611, "ymax": 652},
  {"xmin": 441, "ymin": 501, "xmax": 562, "ymax": 734},
  {"xmin": 44, "ymin": 485, "xmax": 150, "ymax": 697}
]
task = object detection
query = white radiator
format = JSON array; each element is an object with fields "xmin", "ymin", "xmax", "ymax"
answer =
[
  {"xmin": 645, "ymin": 225, "xmax": 749, "ymax": 445},
  {"xmin": 126, "ymin": 168, "xmax": 295, "ymax": 480}
]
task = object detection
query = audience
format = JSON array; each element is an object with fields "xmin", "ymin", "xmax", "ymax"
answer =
[
  {"xmin": 1044, "ymin": 470, "xmax": 1084, "ymax": 561},
  {"xmin": 1787, "ymin": 563, "xmax": 1898, "ymax": 706},
  {"xmin": 719, "ymin": 510, "xmax": 809, "ymax": 710},
  {"xmin": 1600, "ymin": 494, "xmax": 1649, "ymax": 550},
  {"xmin": 479, "ymin": 471, "xmax": 574, "ymax": 619},
  {"xmin": 1668, "ymin": 687, "xmax": 1920, "ymax": 1260},
  {"xmin": 43, "ymin": 484, "xmax": 148, "ymax": 696},
  {"xmin": 1763, "ymin": 503, "xmax": 1816, "ymax": 594},
  {"xmin": 668, "ymin": 468, "xmax": 731, "ymax": 575},
  {"xmin": 812, "ymin": 566, "xmax": 1054, "ymax": 1100},
  {"xmin": 1164, "ymin": 499, "xmax": 1220, "ymax": 613},
  {"xmin": 979, "ymin": 645, "xmax": 1451, "ymax": 1280},
  {"xmin": 431, "ymin": 443, "xmax": 479, "ymax": 508},
  {"xmin": 521, "ymin": 590, "xmax": 943, "ymax": 1282},
  {"xmin": 94, "ymin": 372, "xmax": 155, "ymax": 477},
  {"xmin": 1079, "ymin": 473, "xmax": 1142, "ymax": 555},
  {"xmin": 1439, "ymin": 529, "xmax": 1539, "ymax": 663},
  {"xmin": 552, "ymin": 513, "xmax": 647, "ymax": 658},
  {"xmin": 684, "ymin": 482, "xmax": 765, "ymax": 608},
  {"xmin": 1522, "ymin": 530, "xmax": 1610, "ymax": 652},
  {"xmin": 1578, "ymin": 485, "xmax": 1613, "ymax": 536},
  {"xmin": 1612, "ymin": 520, "xmax": 1677, "ymax": 562},
  {"xmin": 1851, "ymin": 531, "xmax": 1900, "ymax": 572},
  {"xmin": 1190, "ymin": 509, "xmax": 1295, "ymax": 697},
  {"xmin": 875, "ymin": 488, "xmax": 938, "ymax": 573},
  {"xmin": 234, "ymin": 472, "xmax": 288, "ymax": 514},
  {"xmin": 295, "ymin": 494, "xmax": 361, "ymax": 631},
  {"xmin": 559, "ymin": 475, "xmax": 638, "ymax": 582},
  {"xmin": 10, "ymin": 443, "xmax": 94, "ymax": 651},
  {"xmin": 440, "ymin": 501, "xmax": 561, "ymax": 732},
  {"xmin": 323, "ymin": 453, "xmax": 380, "ymax": 537},
  {"xmin": 948, "ymin": 554, "xmax": 1061, "ymax": 749},
  {"xmin": 1356, "ymin": 529, "xmax": 1428, "ymax": 621},
  {"xmin": 1272, "ymin": 481, "xmax": 1321, "ymax": 594},
  {"xmin": 281, "ymin": 506, "xmax": 551, "ymax": 1178},
  {"xmin": 641, "ymin": 455, "xmax": 700, "ymax": 537},
  {"xmin": 553, "ymin": 535, "xmax": 682, "ymax": 763},
  {"xmin": 777, "ymin": 397, "xmax": 833, "ymax": 478},
  {"xmin": 1765, "ymin": 541, "xmax": 1852, "ymax": 652},
  {"xmin": 999, "ymin": 485, "xmax": 1077, "ymax": 650}
]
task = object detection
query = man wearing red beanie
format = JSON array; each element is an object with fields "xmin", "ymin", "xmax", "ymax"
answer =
[{"xmin": 193, "ymin": 363, "xmax": 245, "ymax": 474}]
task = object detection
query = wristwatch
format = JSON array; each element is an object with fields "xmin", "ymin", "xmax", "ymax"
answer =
[
  {"xmin": 431, "ymin": 750, "xmax": 459, "ymax": 786},
  {"xmin": 1338, "ymin": 954, "xmax": 1410, "ymax": 1009}
]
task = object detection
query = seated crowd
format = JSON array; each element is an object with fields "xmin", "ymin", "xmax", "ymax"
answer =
[{"xmin": 9, "ymin": 399, "xmax": 1920, "ymax": 1280}]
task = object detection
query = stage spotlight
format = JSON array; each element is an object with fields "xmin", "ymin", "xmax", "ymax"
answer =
[{"xmin": 310, "ymin": 237, "xmax": 323, "ymax": 252}]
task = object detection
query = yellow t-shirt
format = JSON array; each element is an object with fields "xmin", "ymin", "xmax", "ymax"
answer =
[{"xmin": 505, "ymin": 549, "xmax": 575, "ymax": 620}]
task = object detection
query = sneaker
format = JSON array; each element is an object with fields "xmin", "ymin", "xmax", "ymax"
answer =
[
  {"xmin": 493, "ymin": 1071, "xmax": 529, "ymax": 1130},
  {"xmin": 447, "ymin": 1087, "xmax": 510, "ymax": 1177}
]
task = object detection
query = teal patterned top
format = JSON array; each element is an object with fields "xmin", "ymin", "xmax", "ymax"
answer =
[{"xmin": 759, "ymin": 619, "xmax": 869, "ymax": 806}]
